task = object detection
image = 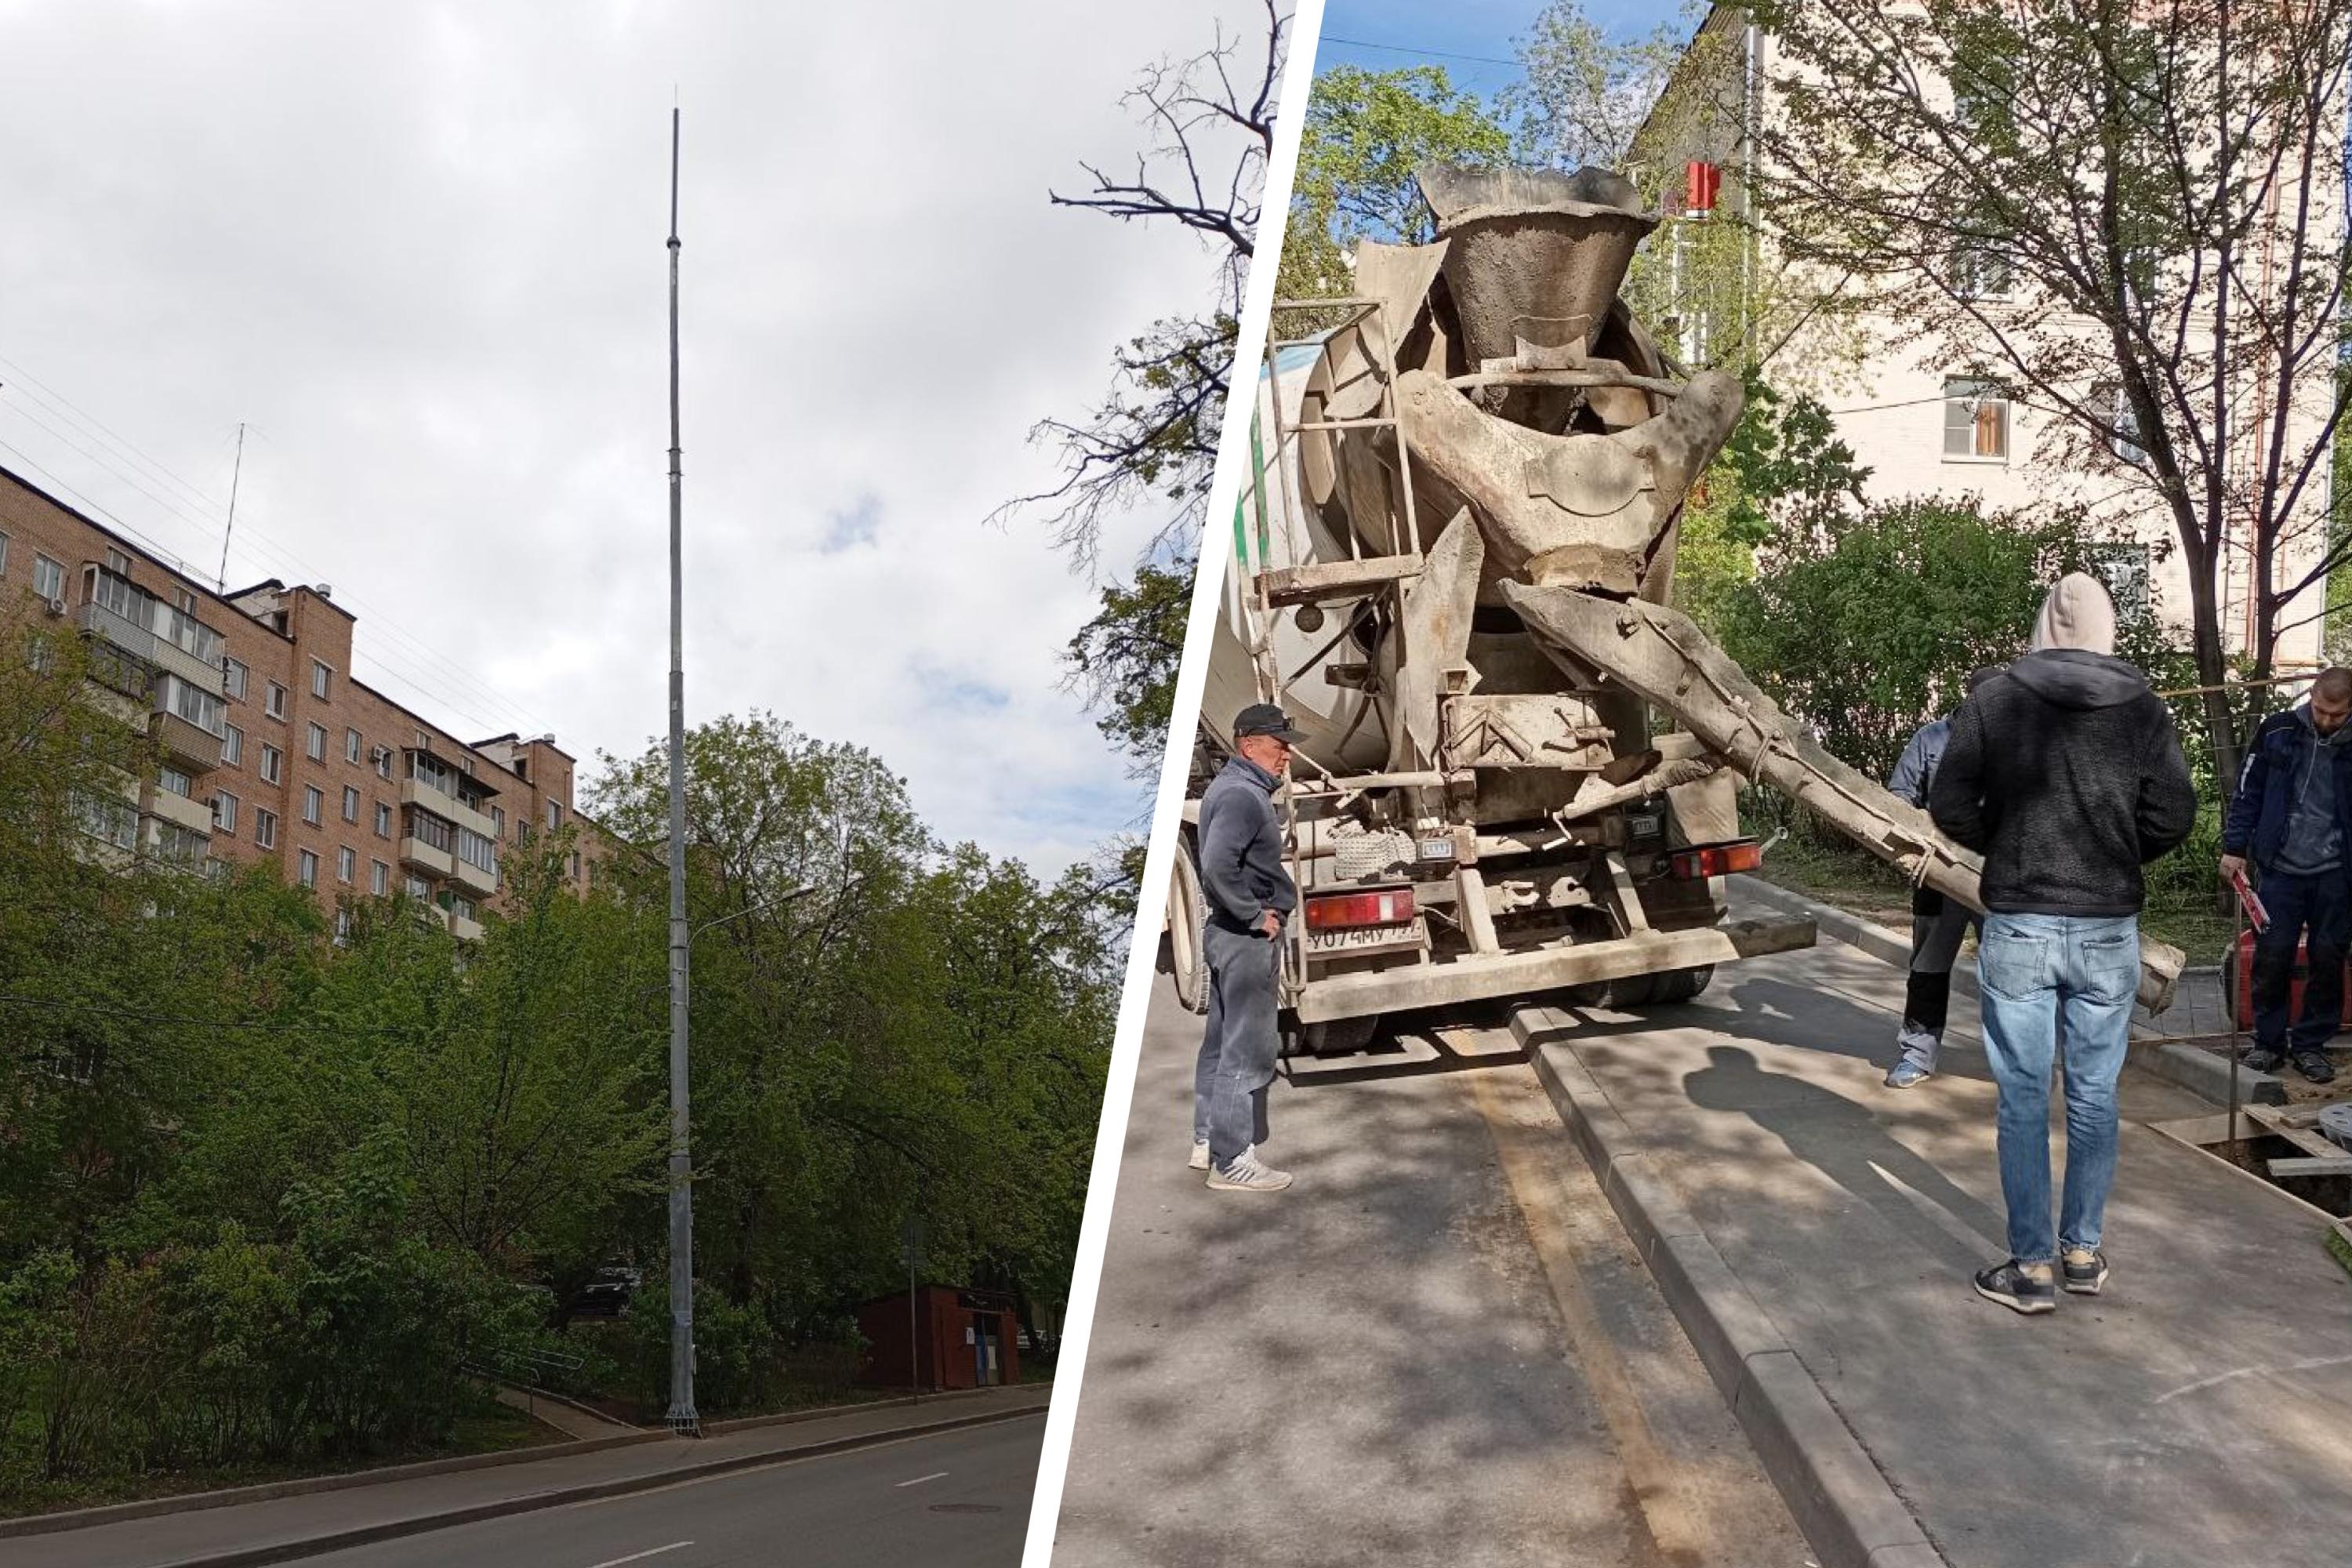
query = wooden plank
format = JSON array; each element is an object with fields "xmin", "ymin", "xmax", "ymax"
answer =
[
  {"xmin": 2249, "ymin": 1103, "xmax": 2325, "ymax": 1131},
  {"xmin": 1261, "ymin": 554, "xmax": 1422, "ymax": 607},
  {"xmin": 2267, "ymin": 1156, "xmax": 2352, "ymax": 1178}
]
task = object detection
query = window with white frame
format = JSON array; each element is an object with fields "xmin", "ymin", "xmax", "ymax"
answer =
[
  {"xmin": 347, "ymin": 728, "xmax": 362, "ymax": 764},
  {"xmin": 376, "ymin": 746, "xmax": 393, "ymax": 780},
  {"xmin": 337, "ymin": 846, "xmax": 355, "ymax": 883},
  {"xmin": 1951, "ymin": 245, "xmax": 2013, "ymax": 301},
  {"xmin": 458, "ymin": 827, "xmax": 497, "ymax": 874},
  {"xmin": 265, "ymin": 681, "xmax": 287, "ymax": 719},
  {"xmin": 77, "ymin": 793, "xmax": 138, "ymax": 850},
  {"xmin": 34, "ymin": 554, "xmax": 64, "ymax": 601},
  {"xmin": 303, "ymin": 786, "xmax": 323, "ymax": 825},
  {"xmin": 0, "ymin": 532, "xmax": 9, "ymax": 575},
  {"xmin": 306, "ymin": 722, "xmax": 326, "ymax": 760},
  {"xmin": 255, "ymin": 809, "xmax": 278, "ymax": 849},
  {"xmin": 335, "ymin": 908, "xmax": 352, "ymax": 944},
  {"xmin": 2095, "ymin": 381, "xmax": 2147, "ymax": 467},
  {"xmin": 223, "ymin": 724, "xmax": 244, "ymax": 768},
  {"xmin": 311, "ymin": 659, "xmax": 332, "ymax": 699},
  {"xmin": 342, "ymin": 785, "xmax": 360, "ymax": 822},
  {"xmin": 105, "ymin": 548, "xmax": 131, "ymax": 575},
  {"xmin": 212, "ymin": 791, "xmax": 238, "ymax": 834},
  {"xmin": 223, "ymin": 657, "xmax": 249, "ymax": 701},
  {"xmin": 2087, "ymin": 543, "xmax": 2152, "ymax": 621},
  {"xmin": 376, "ymin": 801, "xmax": 393, "ymax": 837},
  {"xmin": 159, "ymin": 767, "xmax": 194, "ymax": 799},
  {"xmin": 405, "ymin": 873, "xmax": 431, "ymax": 899},
  {"xmin": 372, "ymin": 859, "xmax": 390, "ymax": 895},
  {"xmin": 546, "ymin": 800, "xmax": 561, "ymax": 832},
  {"xmin": 407, "ymin": 810, "xmax": 454, "ymax": 852},
  {"xmin": 261, "ymin": 744, "xmax": 282, "ymax": 784},
  {"xmin": 152, "ymin": 822, "xmax": 207, "ymax": 866},
  {"xmin": 1943, "ymin": 379, "xmax": 2009, "ymax": 461},
  {"xmin": 298, "ymin": 850, "xmax": 318, "ymax": 887}
]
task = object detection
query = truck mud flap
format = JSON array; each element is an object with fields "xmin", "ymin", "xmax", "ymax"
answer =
[{"xmin": 1294, "ymin": 916, "xmax": 1817, "ymax": 1023}]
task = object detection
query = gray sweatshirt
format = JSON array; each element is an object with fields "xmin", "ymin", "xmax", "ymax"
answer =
[{"xmin": 1198, "ymin": 753, "xmax": 1297, "ymax": 935}]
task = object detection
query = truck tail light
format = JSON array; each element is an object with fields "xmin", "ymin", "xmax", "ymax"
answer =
[
  {"xmin": 1305, "ymin": 887, "xmax": 1417, "ymax": 930},
  {"xmin": 1669, "ymin": 840, "xmax": 1763, "ymax": 880}
]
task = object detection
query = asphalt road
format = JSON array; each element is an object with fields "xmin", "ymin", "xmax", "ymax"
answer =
[
  {"xmin": 291, "ymin": 1414, "xmax": 1042, "ymax": 1568},
  {"xmin": 1051, "ymin": 976, "xmax": 1807, "ymax": 1568}
]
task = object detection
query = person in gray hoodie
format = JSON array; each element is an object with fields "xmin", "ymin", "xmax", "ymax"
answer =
[
  {"xmin": 1189, "ymin": 704, "xmax": 1304, "ymax": 1192},
  {"xmin": 2220, "ymin": 667, "xmax": 2352, "ymax": 1083},
  {"xmin": 1929, "ymin": 573, "xmax": 2197, "ymax": 1315},
  {"xmin": 1882, "ymin": 664, "xmax": 2005, "ymax": 1088}
]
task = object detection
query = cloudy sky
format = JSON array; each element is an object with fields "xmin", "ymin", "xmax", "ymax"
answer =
[{"xmin": 0, "ymin": 0, "xmax": 1275, "ymax": 873}]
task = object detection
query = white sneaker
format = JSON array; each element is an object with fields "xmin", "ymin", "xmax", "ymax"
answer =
[
  {"xmin": 1188, "ymin": 1138, "xmax": 1210, "ymax": 1171},
  {"xmin": 1206, "ymin": 1145, "xmax": 1293, "ymax": 1192}
]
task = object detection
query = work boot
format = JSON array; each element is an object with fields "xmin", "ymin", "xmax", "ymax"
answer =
[
  {"xmin": 2061, "ymin": 1247, "xmax": 2110, "ymax": 1296},
  {"xmin": 1973, "ymin": 1259, "xmax": 2056, "ymax": 1316},
  {"xmin": 2241, "ymin": 1045, "xmax": 2286, "ymax": 1073},
  {"xmin": 1189, "ymin": 1138, "xmax": 1210, "ymax": 1171},
  {"xmin": 1207, "ymin": 1146, "xmax": 1293, "ymax": 1192},
  {"xmin": 2292, "ymin": 1051, "xmax": 2338, "ymax": 1084}
]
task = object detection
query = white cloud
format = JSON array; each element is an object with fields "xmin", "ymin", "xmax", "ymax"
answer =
[{"xmin": 0, "ymin": 0, "xmax": 1256, "ymax": 870}]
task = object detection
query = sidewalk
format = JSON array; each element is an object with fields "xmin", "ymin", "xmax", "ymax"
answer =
[
  {"xmin": 9, "ymin": 1385, "xmax": 1047, "ymax": 1568},
  {"xmin": 1519, "ymin": 890, "xmax": 2352, "ymax": 1568}
]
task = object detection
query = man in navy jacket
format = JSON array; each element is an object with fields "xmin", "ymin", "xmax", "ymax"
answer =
[{"xmin": 2220, "ymin": 668, "xmax": 2352, "ymax": 1083}]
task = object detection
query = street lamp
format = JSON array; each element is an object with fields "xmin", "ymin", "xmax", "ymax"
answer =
[{"xmin": 692, "ymin": 884, "xmax": 818, "ymax": 942}]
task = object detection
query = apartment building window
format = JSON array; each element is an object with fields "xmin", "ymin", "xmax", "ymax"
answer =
[
  {"xmin": 416, "ymin": 729, "xmax": 431, "ymax": 750},
  {"xmin": 2094, "ymin": 381, "xmax": 2147, "ymax": 467},
  {"xmin": 2088, "ymin": 543, "xmax": 2152, "ymax": 621},
  {"xmin": 255, "ymin": 809, "xmax": 278, "ymax": 849},
  {"xmin": 1942, "ymin": 379, "xmax": 2009, "ymax": 461},
  {"xmin": 342, "ymin": 785, "xmax": 360, "ymax": 822},
  {"xmin": 370, "ymin": 859, "xmax": 390, "ymax": 895},
  {"xmin": 408, "ymin": 810, "xmax": 454, "ymax": 852},
  {"xmin": 337, "ymin": 845, "xmax": 355, "ymax": 883},
  {"xmin": 346, "ymin": 728, "xmax": 362, "ymax": 764},
  {"xmin": 298, "ymin": 850, "xmax": 318, "ymax": 887},
  {"xmin": 161, "ymin": 674, "xmax": 227, "ymax": 738},
  {"xmin": 265, "ymin": 681, "xmax": 287, "ymax": 719},
  {"xmin": 153, "ymin": 823, "xmax": 207, "ymax": 867},
  {"xmin": 405, "ymin": 873, "xmax": 431, "ymax": 899},
  {"xmin": 303, "ymin": 786, "xmax": 323, "ymax": 826},
  {"xmin": 572, "ymin": 851, "xmax": 583, "ymax": 880},
  {"xmin": 335, "ymin": 909, "xmax": 352, "ymax": 945},
  {"xmin": 77, "ymin": 793, "xmax": 138, "ymax": 851},
  {"xmin": 306, "ymin": 722, "xmax": 327, "ymax": 760},
  {"xmin": 546, "ymin": 800, "xmax": 561, "ymax": 832},
  {"xmin": 311, "ymin": 659, "xmax": 332, "ymax": 699},
  {"xmin": 261, "ymin": 744, "xmax": 282, "ymax": 784},
  {"xmin": 375, "ymin": 746, "xmax": 393, "ymax": 780},
  {"xmin": 458, "ymin": 827, "xmax": 497, "ymax": 874},
  {"xmin": 0, "ymin": 531, "xmax": 9, "ymax": 575},
  {"xmin": 376, "ymin": 801, "xmax": 393, "ymax": 837},
  {"xmin": 223, "ymin": 724, "xmax": 243, "ymax": 767},
  {"xmin": 212, "ymin": 791, "xmax": 238, "ymax": 834},
  {"xmin": 449, "ymin": 893, "xmax": 477, "ymax": 923},
  {"xmin": 34, "ymin": 554, "xmax": 64, "ymax": 602},
  {"xmin": 223, "ymin": 657, "xmax": 249, "ymax": 701},
  {"xmin": 411, "ymin": 750, "xmax": 458, "ymax": 795},
  {"xmin": 158, "ymin": 766, "xmax": 193, "ymax": 798},
  {"xmin": 491, "ymin": 804, "xmax": 506, "ymax": 838},
  {"xmin": 105, "ymin": 548, "xmax": 131, "ymax": 575}
]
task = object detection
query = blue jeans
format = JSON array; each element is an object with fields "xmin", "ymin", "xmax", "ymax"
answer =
[
  {"xmin": 2249, "ymin": 868, "xmax": 2350, "ymax": 1055},
  {"xmin": 1195, "ymin": 923, "xmax": 1278, "ymax": 1166},
  {"xmin": 1975, "ymin": 913, "xmax": 2139, "ymax": 1265}
]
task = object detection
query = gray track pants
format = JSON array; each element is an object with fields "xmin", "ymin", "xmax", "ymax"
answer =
[{"xmin": 1195, "ymin": 922, "xmax": 1279, "ymax": 1167}]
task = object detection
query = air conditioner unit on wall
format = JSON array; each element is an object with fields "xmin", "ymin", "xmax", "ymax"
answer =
[
  {"xmin": 45, "ymin": 597, "xmax": 67, "ymax": 617},
  {"xmin": 371, "ymin": 746, "xmax": 392, "ymax": 764}
]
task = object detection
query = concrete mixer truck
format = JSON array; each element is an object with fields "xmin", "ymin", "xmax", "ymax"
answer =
[{"xmin": 1162, "ymin": 163, "xmax": 2183, "ymax": 1053}]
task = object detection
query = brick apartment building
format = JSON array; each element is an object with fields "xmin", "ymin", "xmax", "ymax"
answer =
[{"xmin": 0, "ymin": 462, "xmax": 608, "ymax": 935}]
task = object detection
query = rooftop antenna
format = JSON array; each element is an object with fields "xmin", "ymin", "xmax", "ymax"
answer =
[
  {"xmin": 216, "ymin": 422, "xmax": 245, "ymax": 593},
  {"xmin": 662, "ymin": 102, "xmax": 699, "ymax": 1440}
]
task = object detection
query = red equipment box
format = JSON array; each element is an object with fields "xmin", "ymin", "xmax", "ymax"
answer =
[{"xmin": 2227, "ymin": 931, "xmax": 2352, "ymax": 1033}]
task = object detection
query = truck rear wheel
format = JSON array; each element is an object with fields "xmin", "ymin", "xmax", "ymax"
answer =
[
  {"xmin": 1168, "ymin": 836, "xmax": 1210, "ymax": 1015},
  {"xmin": 1302, "ymin": 1014, "xmax": 1382, "ymax": 1056},
  {"xmin": 1646, "ymin": 965, "xmax": 1715, "ymax": 1006}
]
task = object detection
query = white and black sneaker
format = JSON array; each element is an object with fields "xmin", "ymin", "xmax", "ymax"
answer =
[
  {"xmin": 2061, "ymin": 1247, "xmax": 2110, "ymax": 1295},
  {"xmin": 1207, "ymin": 1145, "xmax": 1293, "ymax": 1192},
  {"xmin": 1189, "ymin": 1138, "xmax": 1210, "ymax": 1172},
  {"xmin": 1973, "ymin": 1259, "xmax": 2057, "ymax": 1315}
]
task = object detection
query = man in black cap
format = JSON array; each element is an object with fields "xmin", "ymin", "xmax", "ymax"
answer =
[{"xmin": 1190, "ymin": 702, "xmax": 1302, "ymax": 1192}]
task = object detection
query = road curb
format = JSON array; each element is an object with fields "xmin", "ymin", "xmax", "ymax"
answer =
[
  {"xmin": 82, "ymin": 1397, "xmax": 1049, "ymax": 1568},
  {"xmin": 1736, "ymin": 877, "xmax": 2288, "ymax": 1107},
  {"xmin": 1512, "ymin": 1005, "xmax": 1947, "ymax": 1568},
  {"xmin": 0, "ymin": 1385, "xmax": 1018, "ymax": 1543}
]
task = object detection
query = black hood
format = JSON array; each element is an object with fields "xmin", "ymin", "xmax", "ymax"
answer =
[{"xmin": 2005, "ymin": 648, "xmax": 2150, "ymax": 710}]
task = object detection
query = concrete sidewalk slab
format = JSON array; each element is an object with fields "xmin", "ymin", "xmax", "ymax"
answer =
[
  {"xmin": 1523, "ymin": 889, "xmax": 2352, "ymax": 1568},
  {"xmin": 8, "ymin": 1385, "xmax": 1047, "ymax": 1568}
]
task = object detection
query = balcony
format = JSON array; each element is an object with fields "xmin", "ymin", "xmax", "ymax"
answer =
[
  {"xmin": 153, "ymin": 710, "xmax": 223, "ymax": 773},
  {"xmin": 399, "ymin": 836, "xmax": 455, "ymax": 877},
  {"xmin": 448, "ymin": 909, "xmax": 484, "ymax": 942},
  {"xmin": 74, "ymin": 592, "xmax": 226, "ymax": 698},
  {"xmin": 75, "ymin": 600, "xmax": 158, "ymax": 664},
  {"xmin": 451, "ymin": 855, "xmax": 498, "ymax": 896},
  {"xmin": 142, "ymin": 786, "xmax": 215, "ymax": 838},
  {"xmin": 399, "ymin": 778, "xmax": 499, "ymax": 840}
]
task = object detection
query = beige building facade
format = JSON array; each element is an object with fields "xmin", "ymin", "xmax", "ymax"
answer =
[{"xmin": 0, "ymin": 463, "xmax": 606, "ymax": 932}]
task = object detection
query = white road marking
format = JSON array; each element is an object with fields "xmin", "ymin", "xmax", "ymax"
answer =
[
  {"xmin": 896, "ymin": 1470, "xmax": 950, "ymax": 1487},
  {"xmin": 586, "ymin": 1542, "xmax": 693, "ymax": 1568}
]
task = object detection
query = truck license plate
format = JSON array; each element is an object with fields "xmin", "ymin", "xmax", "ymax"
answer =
[{"xmin": 1306, "ymin": 916, "xmax": 1428, "ymax": 957}]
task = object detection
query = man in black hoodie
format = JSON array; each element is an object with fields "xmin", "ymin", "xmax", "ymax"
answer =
[{"xmin": 1929, "ymin": 574, "xmax": 2198, "ymax": 1315}]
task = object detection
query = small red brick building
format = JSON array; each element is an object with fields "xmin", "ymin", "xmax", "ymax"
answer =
[{"xmin": 855, "ymin": 1286, "xmax": 1020, "ymax": 1392}]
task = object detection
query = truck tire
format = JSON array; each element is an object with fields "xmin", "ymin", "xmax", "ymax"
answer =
[
  {"xmin": 1168, "ymin": 835, "xmax": 1210, "ymax": 1015},
  {"xmin": 1303, "ymin": 1014, "xmax": 1382, "ymax": 1056},
  {"xmin": 1646, "ymin": 965, "xmax": 1715, "ymax": 1006}
]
